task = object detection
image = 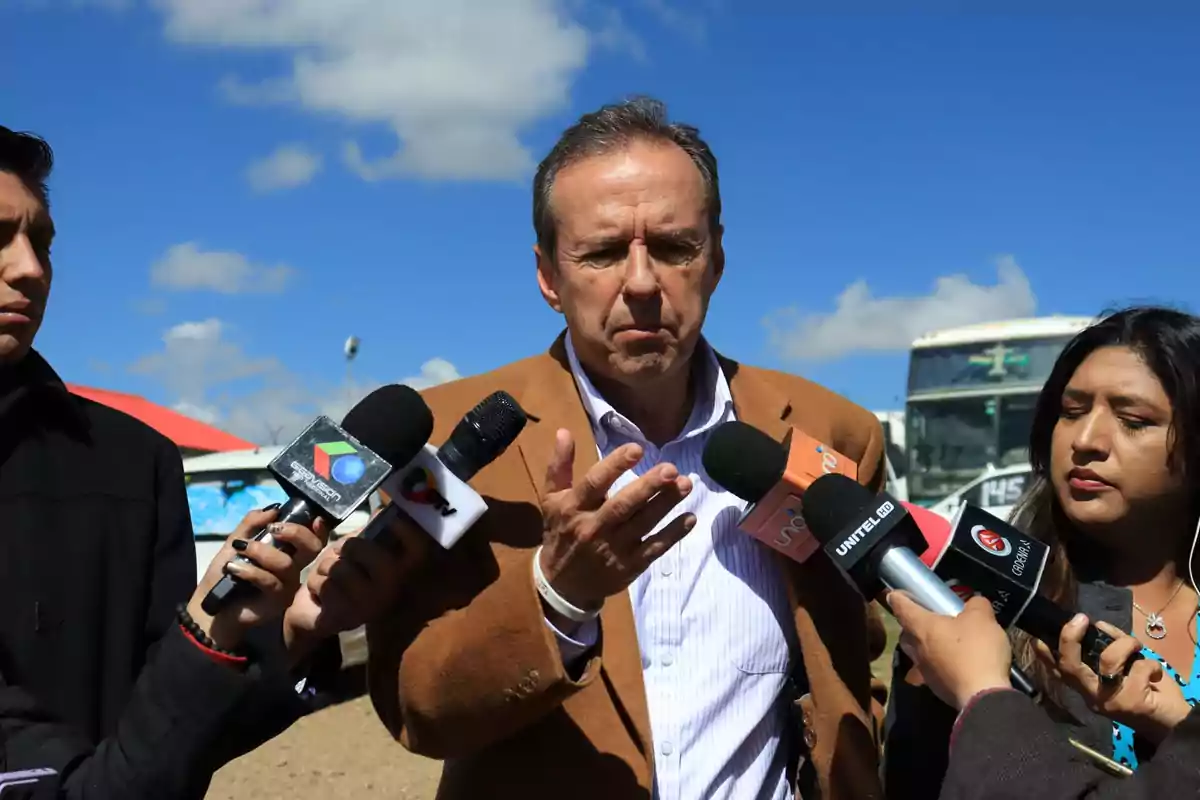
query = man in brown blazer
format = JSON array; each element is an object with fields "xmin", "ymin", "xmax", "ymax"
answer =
[{"xmin": 358, "ymin": 97, "xmax": 891, "ymax": 799}]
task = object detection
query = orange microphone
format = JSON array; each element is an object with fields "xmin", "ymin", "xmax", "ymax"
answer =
[{"xmin": 702, "ymin": 421, "xmax": 857, "ymax": 564}]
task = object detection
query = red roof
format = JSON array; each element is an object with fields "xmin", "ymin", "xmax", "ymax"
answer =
[{"xmin": 65, "ymin": 383, "xmax": 257, "ymax": 453}]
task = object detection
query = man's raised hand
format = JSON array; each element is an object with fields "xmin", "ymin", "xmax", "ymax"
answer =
[{"xmin": 536, "ymin": 428, "xmax": 696, "ymax": 617}]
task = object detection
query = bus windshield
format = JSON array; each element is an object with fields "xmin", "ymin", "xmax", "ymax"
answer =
[
  {"xmin": 908, "ymin": 336, "xmax": 1073, "ymax": 395},
  {"xmin": 906, "ymin": 394, "xmax": 1037, "ymax": 502},
  {"xmin": 185, "ymin": 469, "xmax": 288, "ymax": 538}
]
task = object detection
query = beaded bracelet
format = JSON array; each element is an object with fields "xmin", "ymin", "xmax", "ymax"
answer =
[{"xmin": 176, "ymin": 603, "xmax": 247, "ymax": 660}]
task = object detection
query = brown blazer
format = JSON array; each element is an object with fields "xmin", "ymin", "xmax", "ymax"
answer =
[{"xmin": 366, "ymin": 333, "xmax": 890, "ymax": 799}]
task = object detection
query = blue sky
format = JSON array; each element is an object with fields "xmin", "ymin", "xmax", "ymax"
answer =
[{"xmin": 5, "ymin": 2, "xmax": 1198, "ymax": 443}]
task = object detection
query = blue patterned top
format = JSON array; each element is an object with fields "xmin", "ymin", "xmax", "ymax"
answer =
[{"xmin": 1111, "ymin": 618, "xmax": 1200, "ymax": 769}]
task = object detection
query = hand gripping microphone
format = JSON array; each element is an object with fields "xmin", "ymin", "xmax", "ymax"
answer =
[
  {"xmin": 201, "ymin": 384, "xmax": 435, "ymax": 615},
  {"xmin": 917, "ymin": 501, "xmax": 1143, "ymax": 676},
  {"xmin": 801, "ymin": 473, "xmax": 1038, "ymax": 697},
  {"xmin": 362, "ymin": 390, "xmax": 528, "ymax": 549},
  {"xmin": 702, "ymin": 420, "xmax": 859, "ymax": 564}
]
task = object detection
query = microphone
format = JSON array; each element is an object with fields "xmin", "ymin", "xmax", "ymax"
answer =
[
  {"xmin": 801, "ymin": 473, "xmax": 1038, "ymax": 696},
  {"xmin": 201, "ymin": 384, "xmax": 435, "ymax": 615},
  {"xmin": 918, "ymin": 501, "xmax": 1143, "ymax": 676},
  {"xmin": 362, "ymin": 390, "xmax": 528, "ymax": 549},
  {"xmin": 702, "ymin": 420, "xmax": 858, "ymax": 564}
]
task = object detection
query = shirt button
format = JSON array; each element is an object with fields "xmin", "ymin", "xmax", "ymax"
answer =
[
  {"xmin": 661, "ymin": 741, "xmax": 673, "ymax": 756},
  {"xmin": 662, "ymin": 654, "xmax": 673, "ymax": 667},
  {"xmin": 660, "ymin": 562, "xmax": 673, "ymax": 576}
]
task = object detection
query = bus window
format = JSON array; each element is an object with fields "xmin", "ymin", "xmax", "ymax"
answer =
[
  {"xmin": 997, "ymin": 394, "xmax": 1037, "ymax": 467},
  {"xmin": 886, "ymin": 441, "xmax": 907, "ymax": 478},
  {"xmin": 185, "ymin": 469, "xmax": 288, "ymax": 540}
]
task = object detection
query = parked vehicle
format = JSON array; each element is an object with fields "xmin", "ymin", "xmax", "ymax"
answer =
[
  {"xmin": 927, "ymin": 462, "xmax": 1034, "ymax": 523},
  {"xmin": 182, "ymin": 447, "xmax": 372, "ymax": 668},
  {"xmin": 873, "ymin": 409, "xmax": 909, "ymax": 502},
  {"xmin": 904, "ymin": 315, "xmax": 1092, "ymax": 505}
]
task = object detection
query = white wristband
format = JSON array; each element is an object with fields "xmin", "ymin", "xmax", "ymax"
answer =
[{"xmin": 532, "ymin": 546, "xmax": 600, "ymax": 624}]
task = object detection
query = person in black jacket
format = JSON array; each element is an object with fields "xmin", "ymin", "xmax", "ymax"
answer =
[
  {"xmin": 883, "ymin": 306, "xmax": 1200, "ymax": 796},
  {"xmin": 887, "ymin": 590, "xmax": 1200, "ymax": 798},
  {"xmin": 0, "ymin": 124, "xmax": 349, "ymax": 797},
  {"xmin": 0, "ymin": 507, "xmax": 333, "ymax": 799}
]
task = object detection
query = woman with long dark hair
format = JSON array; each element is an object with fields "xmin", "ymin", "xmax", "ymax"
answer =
[{"xmin": 883, "ymin": 305, "xmax": 1200, "ymax": 796}]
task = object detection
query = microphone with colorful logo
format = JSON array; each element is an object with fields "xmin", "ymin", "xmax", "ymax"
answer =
[
  {"xmin": 201, "ymin": 384, "xmax": 435, "ymax": 615},
  {"xmin": 798, "ymin": 472, "xmax": 1039, "ymax": 696},
  {"xmin": 362, "ymin": 390, "xmax": 528, "ymax": 550},
  {"xmin": 701, "ymin": 420, "xmax": 859, "ymax": 565},
  {"xmin": 916, "ymin": 501, "xmax": 1143, "ymax": 676}
]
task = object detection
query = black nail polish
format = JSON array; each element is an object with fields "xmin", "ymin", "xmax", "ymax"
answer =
[
  {"xmin": 261, "ymin": 502, "xmax": 281, "ymax": 512},
  {"xmin": 232, "ymin": 539, "xmax": 248, "ymax": 552}
]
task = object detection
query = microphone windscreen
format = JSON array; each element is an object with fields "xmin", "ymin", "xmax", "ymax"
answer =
[
  {"xmin": 341, "ymin": 384, "xmax": 435, "ymax": 467},
  {"xmin": 702, "ymin": 421, "xmax": 786, "ymax": 504},
  {"xmin": 442, "ymin": 390, "xmax": 529, "ymax": 480},
  {"xmin": 901, "ymin": 502, "xmax": 952, "ymax": 568},
  {"xmin": 465, "ymin": 390, "xmax": 527, "ymax": 454},
  {"xmin": 801, "ymin": 473, "xmax": 875, "ymax": 546}
]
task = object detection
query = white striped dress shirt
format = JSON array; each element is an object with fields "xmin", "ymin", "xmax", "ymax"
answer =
[{"xmin": 546, "ymin": 334, "xmax": 796, "ymax": 800}]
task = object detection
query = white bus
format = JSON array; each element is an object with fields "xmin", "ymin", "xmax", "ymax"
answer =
[
  {"xmin": 872, "ymin": 409, "xmax": 908, "ymax": 501},
  {"xmin": 904, "ymin": 315, "xmax": 1095, "ymax": 505}
]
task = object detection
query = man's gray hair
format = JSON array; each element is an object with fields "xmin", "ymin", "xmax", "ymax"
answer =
[{"xmin": 532, "ymin": 96, "xmax": 721, "ymax": 259}]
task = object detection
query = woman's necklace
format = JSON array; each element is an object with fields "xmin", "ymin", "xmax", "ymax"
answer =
[{"xmin": 1132, "ymin": 579, "xmax": 1186, "ymax": 640}]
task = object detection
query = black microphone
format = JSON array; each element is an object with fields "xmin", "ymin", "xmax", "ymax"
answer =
[
  {"xmin": 200, "ymin": 384, "xmax": 435, "ymax": 615},
  {"xmin": 363, "ymin": 390, "xmax": 528, "ymax": 549},
  {"xmin": 800, "ymin": 473, "xmax": 1039, "ymax": 697},
  {"xmin": 922, "ymin": 500, "xmax": 1144, "ymax": 677}
]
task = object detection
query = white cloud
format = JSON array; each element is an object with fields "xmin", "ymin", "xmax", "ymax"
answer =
[
  {"xmin": 131, "ymin": 318, "xmax": 462, "ymax": 445},
  {"xmin": 133, "ymin": 296, "xmax": 168, "ymax": 316},
  {"xmin": 766, "ymin": 255, "xmax": 1038, "ymax": 362},
  {"xmin": 150, "ymin": 242, "xmax": 295, "ymax": 294},
  {"xmin": 245, "ymin": 143, "xmax": 322, "ymax": 192},
  {"xmin": 401, "ymin": 357, "xmax": 462, "ymax": 390},
  {"xmin": 639, "ymin": 0, "xmax": 707, "ymax": 42},
  {"xmin": 152, "ymin": 0, "xmax": 598, "ymax": 181}
]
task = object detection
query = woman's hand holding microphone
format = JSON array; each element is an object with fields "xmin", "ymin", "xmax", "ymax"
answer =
[
  {"xmin": 185, "ymin": 504, "xmax": 329, "ymax": 660},
  {"xmin": 888, "ymin": 591, "xmax": 1192, "ymax": 741},
  {"xmin": 1033, "ymin": 614, "xmax": 1191, "ymax": 744}
]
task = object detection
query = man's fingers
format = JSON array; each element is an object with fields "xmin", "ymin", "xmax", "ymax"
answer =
[
  {"xmin": 596, "ymin": 466, "xmax": 689, "ymax": 534},
  {"xmin": 622, "ymin": 475, "xmax": 692, "ymax": 540},
  {"xmin": 543, "ymin": 429, "xmax": 576, "ymax": 496},
  {"xmin": 634, "ymin": 512, "xmax": 697, "ymax": 563},
  {"xmin": 573, "ymin": 443, "xmax": 644, "ymax": 510}
]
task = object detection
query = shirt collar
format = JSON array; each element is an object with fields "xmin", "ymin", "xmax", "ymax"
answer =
[
  {"xmin": 564, "ymin": 331, "xmax": 734, "ymax": 450},
  {"xmin": 0, "ymin": 349, "xmax": 87, "ymax": 430}
]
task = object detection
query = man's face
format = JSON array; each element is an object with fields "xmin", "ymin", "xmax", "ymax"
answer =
[
  {"xmin": 536, "ymin": 139, "xmax": 723, "ymax": 388},
  {"xmin": 0, "ymin": 171, "xmax": 53, "ymax": 365}
]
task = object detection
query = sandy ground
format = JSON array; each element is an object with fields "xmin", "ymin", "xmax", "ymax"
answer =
[
  {"xmin": 206, "ymin": 617, "xmax": 902, "ymax": 799},
  {"xmin": 205, "ymin": 679, "xmax": 443, "ymax": 799}
]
